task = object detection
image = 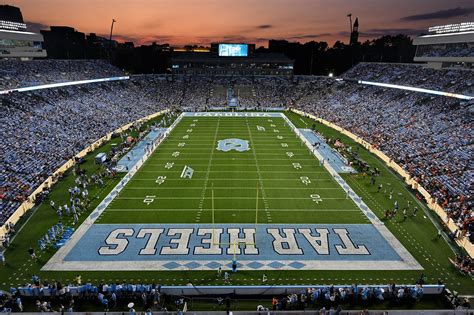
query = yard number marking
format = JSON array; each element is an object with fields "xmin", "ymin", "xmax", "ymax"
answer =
[
  {"xmin": 281, "ymin": 143, "xmax": 288, "ymax": 148},
  {"xmin": 300, "ymin": 176, "xmax": 311, "ymax": 185},
  {"xmin": 143, "ymin": 195, "xmax": 156, "ymax": 205},
  {"xmin": 178, "ymin": 142, "xmax": 186, "ymax": 147},
  {"xmin": 310, "ymin": 194, "xmax": 323, "ymax": 203},
  {"xmin": 286, "ymin": 152, "xmax": 294, "ymax": 158},
  {"xmin": 155, "ymin": 176, "xmax": 166, "ymax": 185},
  {"xmin": 165, "ymin": 162, "xmax": 174, "ymax": 169},
  {"xmin": 172, "ymin": 151, "xmax": 180, "ymax": 157},
  {"xmin": 292, "ymin": 163, "xmax": 302, "ymax": 169}
]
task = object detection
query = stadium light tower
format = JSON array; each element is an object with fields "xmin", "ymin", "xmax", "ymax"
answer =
[
  {"xmin": 109, "ymin": 18, "xmax": 116, "ymax": 42},
  {"xmin": 347, "ymin": 13, "xmax": 353, "ymax": 43},
  {"xmin": 108, "ymin": 19, "xmax": 116, "ymax": 62}
]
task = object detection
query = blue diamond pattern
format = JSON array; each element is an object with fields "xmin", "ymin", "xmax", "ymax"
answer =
[
  {"xmin": 247, "ymin": 261, "xmax": 264, "ymax": 269},
  {"xmin": 226, "ymin": 261, "xmax": 242, "ymax": 269},
  {"xmin": 288, "ymin": 261, "xmax": 305, "ymax": 269},
  {"xmin": 163, "ymin": 262, "xmax": 181, "ymax": 269},
  {"xmin": 184, "ymin": 261, "xmax": 201, "ymax": 269},
  {"xmin": 267, "ymin": 261, "xmax": 285, "ymax": 269},
  {"xmin": 205, "ymin": 262, "xmax": 221, "ymax": 269}
]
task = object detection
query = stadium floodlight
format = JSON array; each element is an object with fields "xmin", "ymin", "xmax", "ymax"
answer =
[
  {"xmin": 0, "ymin": 76, "xmax": 130, "ymax": 95},
  {"xmin": 328, "ymin": 73, "xmax": 334, "ymax": 78},
  {"xmin": 358, "ymin": 80, "xmax": 474, "ymax": 101}
]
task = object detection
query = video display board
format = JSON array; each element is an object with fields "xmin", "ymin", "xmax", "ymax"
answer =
[{"xmin": 218, "ymin": 44, "xmax": 248, "ymax": 57}]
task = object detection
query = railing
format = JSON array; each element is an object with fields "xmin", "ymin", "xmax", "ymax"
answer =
[{"xmin": 16, "ymin": 284, "xmax": 444, "ymax": 297}]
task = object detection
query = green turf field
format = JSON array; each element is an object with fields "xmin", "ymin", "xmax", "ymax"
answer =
[
  {"xmin": 1, "ymin": 111, "xmax": 472, "ymax": 296},
  {"xmin": 98, "ymin": 115, "xmax": 367, "ymax": 225}
]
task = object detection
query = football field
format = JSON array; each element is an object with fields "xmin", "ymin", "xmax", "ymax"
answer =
[
  {"xmin": 43, "ymin": 112, "xmax": 420, "ymax": 272},
  {"xmin": 101, "ymin": 115, "xmax": 366, "ymax": 224}
]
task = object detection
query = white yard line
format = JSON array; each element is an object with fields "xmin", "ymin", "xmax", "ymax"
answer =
[
  {"xmin": 143, "ymin": 163, "xmax": 322, "ymax": 167},
  {"xmin": 42, "ymin": 112, "xmax": 186, "ymax": 271},
  {"xmin": 281, "ymin": 113, "xmax": 422, "ymax": 270},
  {"xmin": 114, "ymin": 197, "xmax": 348, "ymax": 200},
  {"xmin": 245, "ymin": 117, "xmax": 272, "ymax": 223},
  {"xmin": 130, "ymin": 178, "xmax": 335, "ymax": 181},
  {"xmin": 195, "ymin": 118, "xmax": 221, "ymax": 222},
  {"xmin": 147, "ymin": 158, "xmax": 320, "ymax": 161},
  {"xmin": 105, "ymin": 208, "xmax": 361, "ymax": 212},
  {"xmin": 124, "ymin": 187, "xmax": 343, "ymax": 190},
  {"xmin": 138, "ymin": 170, "xmax": 330, "ymax": 173}
]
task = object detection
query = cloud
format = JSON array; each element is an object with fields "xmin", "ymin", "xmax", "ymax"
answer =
[
  {"xmin": 337, "ymin": 28, "xmax": 424, "ymax": 38},
  {"xmin": 288, "ymin": 33, "xmax": 332, "ymax": 40},
  {"xmin": 256, "ymin": 24, "xmax": 272, "ymax": 29},
  {"xmin": 25, "ymin": 21, "xmax": 49, "ymax": 33},
  {"xmin": 401, "ymin": 7, "xmax": 474, "ymax": 21},
  {"xmin": 364, "ymin": 28, "xmax": 424, "ymax": 37}
]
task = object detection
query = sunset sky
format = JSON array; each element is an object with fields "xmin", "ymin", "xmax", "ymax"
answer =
[{"xmin": 6, "ymin": 0, "xmax": 474, "ymax": 47}]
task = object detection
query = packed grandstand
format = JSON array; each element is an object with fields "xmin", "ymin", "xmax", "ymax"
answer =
[{"xmin": 1, "ymin": 60, "xmax": 472, "ymax": 247}]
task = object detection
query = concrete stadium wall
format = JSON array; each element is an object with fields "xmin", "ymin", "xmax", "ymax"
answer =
[
  {"xmin": 291, "ymin": 109, "xmax": 473, "ymax": 258},
  {"xmin": 0, "ymin": 109, "xmax": 169, "ymax": 239}
]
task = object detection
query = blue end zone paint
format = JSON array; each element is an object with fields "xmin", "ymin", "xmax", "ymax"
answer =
[
  {"xmin": 299, "ymin": 129, "xmax": 356, "ymax": 174},
  {"xmin": 65, "ymin": 224, "xmax": 401, "ymax": 263},
  {"xmin": 116, "ymin": 128, "xmax": 167, "ymax": 172}
]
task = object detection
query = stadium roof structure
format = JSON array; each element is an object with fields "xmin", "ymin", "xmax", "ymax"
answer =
[
  {"xmin": 413, "ymin": 22, "xmax": 474, "ymax": 68},
  {"xmin": 172, "ymin": 52, "xmax": 293, "ymax": 63}
]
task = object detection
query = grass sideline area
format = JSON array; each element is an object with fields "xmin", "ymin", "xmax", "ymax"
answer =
[{"xmin": 0, "ymin": 111, "xmax": 472, "ymax": 297}]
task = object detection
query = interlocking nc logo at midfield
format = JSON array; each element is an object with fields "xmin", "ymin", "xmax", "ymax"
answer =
[{"xmin": 216, "ymin": 138, "xmax": 250, "ymax": 152}]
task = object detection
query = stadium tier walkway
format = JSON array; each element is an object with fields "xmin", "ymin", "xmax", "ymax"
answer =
[
  {"xmin": 298, "ymin": 129, "xmax": 356, "ymax": 174},
  {"xmin": 116, "ymin": 127, "xmax": 167, "ymax": 172}
]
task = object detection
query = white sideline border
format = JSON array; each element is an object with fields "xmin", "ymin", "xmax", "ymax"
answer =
[
  {"xmin": 280, "ymin": 112, "xmax": 421, "ymax": 270},
  {"xmin": 43, "ymin": 112, "xmax": 421, "ymax": 271},
  {"xmin": 42, "ymin": 112, "xmax": 185, "ymax": 271}
]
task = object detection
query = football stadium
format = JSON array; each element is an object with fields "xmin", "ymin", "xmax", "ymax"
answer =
[{"xmin": 0, "ymin": 2, "xmax": 473, "ymax": 314}]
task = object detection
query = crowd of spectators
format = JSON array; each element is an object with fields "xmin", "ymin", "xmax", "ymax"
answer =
[
  {"xmin": 0, "ymin": 276, "xmax": 432, "ymax": 313},
  {"xmin": 415, "ymin": 43, "xmax": 474, "ymax": 58},
  {"xmin": 0, "ymin": 60, "xmax": 124, "ymax": 90},
  {"xmin": 295, "ymin": 64, "xmax": 472, "ymax": 243},
  {"xmin": 0, "ymin": 76, "xmax": 174, "ymax": 224},
  {"xmin": 0, "ymin": 60, "xmax": 472, "ymax": 246},
  {"xmin": 342, "ymin": 62, "xmax": 474, "ymax": 95},
  {"xmin": 449, "ymin": 254, "xmax": 473, "ymax": 276}
]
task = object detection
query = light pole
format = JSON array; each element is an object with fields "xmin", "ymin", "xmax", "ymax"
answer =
[
  {"xmin": 347, "ymin": 13, "xmax": 354, "ymax": 66},
  {"xmin": 347, "ymin": 13, "xmax": 353, "ymax": 43},
  {"xmin": 109, "ymin": 19, "xmax": 116, "ymax": 61},
  {"xmin": 109, "ymin": 19, "xmax": 116, "ymax": 42}
]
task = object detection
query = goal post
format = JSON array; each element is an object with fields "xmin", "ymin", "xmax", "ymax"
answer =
[{"xmin": 211, "ymin": 182, "xmax": 259, "ymax": 262}]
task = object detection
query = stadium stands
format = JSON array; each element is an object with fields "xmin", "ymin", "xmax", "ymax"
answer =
[
  {"xmin": 0, "ymin": 60, "xmax": 123, "ymax": 90},
  {"xmin": 341, "ymin": 62, "xmax": 474, "ymax": 95},
  {"xmin": 415, "ymin": 43, "xmax": 474, "ymax": 58},
  {"xmin": 0, "ymin": 76, "xmax": 174, "ymax": 223},
  {"xmin": 0, "ymin": 61, "xmax": 472, "ymax": 246}
]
